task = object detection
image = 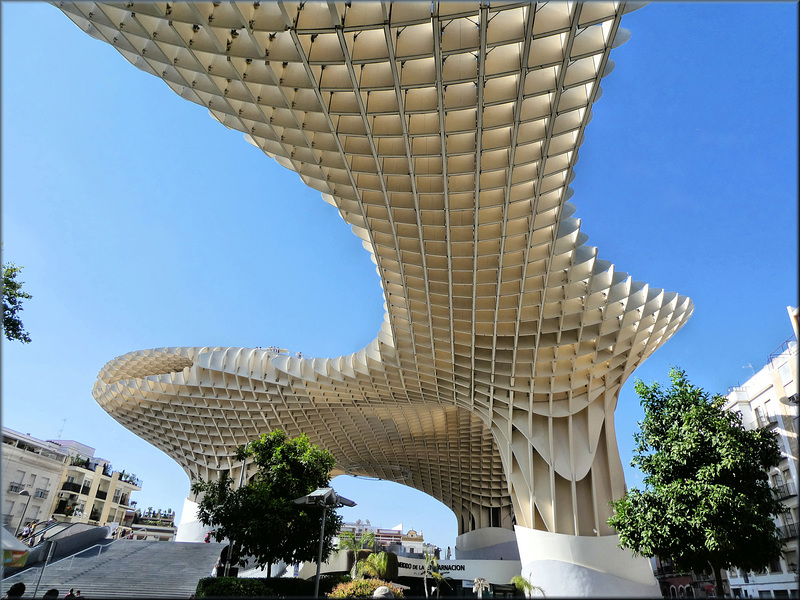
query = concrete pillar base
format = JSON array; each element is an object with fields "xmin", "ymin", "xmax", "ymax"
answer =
[
  {"xmin": 514, "ymin": 526, "xmax": 660, "ymax": 597},
  {"xmin": 175, "ymin": 497, "xmax": 209, "ymax": 543}
]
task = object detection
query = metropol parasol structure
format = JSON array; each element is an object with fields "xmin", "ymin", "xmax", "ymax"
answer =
[{"xmin": 57, "ymin": 1, "xmax": 693, "ymax": 595}]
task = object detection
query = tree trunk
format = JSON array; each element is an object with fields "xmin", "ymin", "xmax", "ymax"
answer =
[
  {"xmin": 712, "ymin": 563, "xmax": 725, "ymax": 597},
  {"xmin": 267, "ymin": 562, "xmax": 272, "ymax": 578}
]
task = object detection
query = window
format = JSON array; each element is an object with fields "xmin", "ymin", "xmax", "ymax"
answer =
[
  {"xmin": 778, "ymin": 362, "xmax": 792, "ymax": 386},
  {"xmin": 769, "ymin": 556, "xmax": 782, "ymax": 573}
]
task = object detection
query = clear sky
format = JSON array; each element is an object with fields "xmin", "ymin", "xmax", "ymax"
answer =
[{"xmin": 2, "ymin": 2, "xmax": 797, "ymax": 553}]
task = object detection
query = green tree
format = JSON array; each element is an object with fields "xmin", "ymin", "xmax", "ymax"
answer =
[
  {"xmin": 191, "ymin": 430, "xmax": 341, "ymax": 577},
  {"xmin": 608, "ymin": 367, "xmax": 785, "ymax": 595},
  {"xmin": 422, "ymin": 547, "xmax": 448, "ymax": 598},
  {"xmin": 356, "ymin": 551, "xmax": 389, "ymax": 579},
  {"xmin": 510, "ymin": 575, "xmax": 545, "ymax": 597},
  {"xmin": 3, "ymin": 260, "xmax": 32, "ymax": 343},
  {"xmin": 340, "ymin": 530, "xmax": 377, "ymax": 578}
]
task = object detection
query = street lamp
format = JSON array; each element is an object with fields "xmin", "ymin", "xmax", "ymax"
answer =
[
  {"xmin": 13, "ymin": 490, "xmax": 33, "ymax": 537},
  {"xmin": 293, "ymin": 487, "xmax": 356, "ymax": 598},
  {"xmin": 221, "ymin": 441, "xmax": 251, "ymax": 578}
]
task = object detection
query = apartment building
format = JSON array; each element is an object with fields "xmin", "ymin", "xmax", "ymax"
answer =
[
  {"xmin": 339, "ymin": 520, "xmax": 438, "ymax": 558},
  {"xmin": 2, "ymin": 428, "xmax": 69, "ymax": 533},
  {"xmin": 2, "ymin": 428, "xmax": 141, "ymax": 533},
  {"xmin": 723, "ymin": 307, "xmax": 799, "ymax": 599}
]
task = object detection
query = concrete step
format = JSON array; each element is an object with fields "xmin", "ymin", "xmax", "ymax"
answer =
[{"xmin": 2, "ymin": 540, "xmax": 224, "ymax": 599}]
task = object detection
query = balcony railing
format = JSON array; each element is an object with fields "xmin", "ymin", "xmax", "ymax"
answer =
[
  {"xmin": 772, "ymin": 481, "xmax": 797, "ymax": 500},
  {"xmin": 61, "ymin": 481, "xmax": 82, "ymax": 493},
  {"xmin": 7, "ymin": 482, "xmax": 22, "ymax": 493},
  {"xmin": 34, "ymin": 488, "xmax": 49, "ymax": 499},
  {"xmin": 95, "ymin": 490, "xmax": 107, "ymax": 500},
  {"xmin": 778, "ymin": 523, "xmax": 798, "ymax": 540},
  {"xmin": 756, "ymin": 413, "xmax": 780, "ymax": 428}
]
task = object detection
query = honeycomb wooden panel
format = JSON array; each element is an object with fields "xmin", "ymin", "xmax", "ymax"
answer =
[{"xmin": 56, "ymin": 1, "xmax": 694, "ymax": 537}]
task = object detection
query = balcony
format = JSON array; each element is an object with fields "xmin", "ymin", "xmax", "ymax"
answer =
[
  {"xmin": 34, "ymin": 488, "xmax": 49, "ymax": 499},
  {"xmin": 772, "ymin": 481, "xmax": 797, "ymax": 500},
  {"xmin": 95, "ymin": 490, "xmax": 108, "ymax": 500},
  {"xmin": 7, "ymin": 482, "xmax": 22, "ymax": 493},
  {"xmin": 756, "ymin": 412, "xmax": 780, "ymax": 429},
  {"xmin": 60, "ymin": 481, "xmax": 82, "ymax": 493},
  {"xmin": 778, "ymin": 523, "xmax": 797, "ymax": 540}
]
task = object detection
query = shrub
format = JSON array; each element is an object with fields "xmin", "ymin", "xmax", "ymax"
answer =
[
  {"xmin": 328, "ymin": 578, "xmax": 404, "ymax": 598},
  {"xmin": 194, "ymin": 577, "xmax": 273, "ymax": 597},
  {"xmin": 258, "ymin": 576, "xmax": 315, "ymax": 597},
  {"xmin": 319, "ymin": 573, "xmax": 352, "ymax": 595}
]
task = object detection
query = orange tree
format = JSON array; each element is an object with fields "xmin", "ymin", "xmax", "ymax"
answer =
[
  {"xmin": 191, "ymin": 430, "xmax": 341, "ymax": 576},
  {"xmin": 609, "ymin": 368, "xmax": 785, "ymax": 594}
]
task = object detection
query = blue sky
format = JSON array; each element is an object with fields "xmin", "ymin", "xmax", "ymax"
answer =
[{"xmin": 2, "ymin": 2, "xmax": 797, "ymax": 552}]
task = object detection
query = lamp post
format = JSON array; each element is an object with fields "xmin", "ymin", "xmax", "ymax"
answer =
[
  {"xmin": 293, "ymin": 487, "xmax": 356, "ymax": 598},
  {"xmin": 14, "ymin": 490, "xmax": 33, "ymax": 537},
  {"xmin": 222, "ymin": 441, "xmax": 251, "ymax": 578}
]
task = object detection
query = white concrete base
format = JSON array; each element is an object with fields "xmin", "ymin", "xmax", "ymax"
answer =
[
  {"xmin": 515, "ymin": 526, "xmax": 660, "ymax": 597},
  {"xmin": 175, "ymin": 496, "xmax": 211, "ymax": 543}
]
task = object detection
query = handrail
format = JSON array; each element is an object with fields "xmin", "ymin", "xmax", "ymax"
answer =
[{"xmin": 21, "ymin": 521, "xmax": 76, "ymax": 546}]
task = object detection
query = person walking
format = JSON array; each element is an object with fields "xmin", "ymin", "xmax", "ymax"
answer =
[{"xmin": 4, "ymin": 583, "xmax": 25, "ymax": 598}]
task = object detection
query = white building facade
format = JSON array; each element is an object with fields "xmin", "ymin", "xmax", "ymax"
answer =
[
  {"xmin": 2, "ymin": 428, "xmax": 69, "ymax": 533},
  {"xmin": 2, "ymin": 428, "xmax": 143, "ymax": 533},
  {"xmin": 723, "ymin": 307, "xmax": 799, "ymax": 599}
]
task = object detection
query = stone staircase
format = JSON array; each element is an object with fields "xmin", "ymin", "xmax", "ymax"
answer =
[{"xmin": 1, "ymin": 539, "xmax": 224, "ymax": 598}]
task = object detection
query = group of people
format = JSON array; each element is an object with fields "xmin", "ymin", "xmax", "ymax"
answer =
[
  {"xmin": 3, "ymin": 584, "xmax": 84, "ymax": 599},
  {"xmin": 17, "ymin": 515, "xmax": 58, "ymax": 547}
]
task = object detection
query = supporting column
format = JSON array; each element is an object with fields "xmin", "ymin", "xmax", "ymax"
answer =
[
  {"xmin": 514, "ymin": 526, "xmax": 660, "ymax": 597},
  {"xmin": 175, "ymin": 496, "xmax": 210, "ymax": 542}
]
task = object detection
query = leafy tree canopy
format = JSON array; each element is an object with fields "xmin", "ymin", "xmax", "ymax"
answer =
[
  {"xmin": 608, "ymin": 368, "xmax": 785, "ymax": 594},
  {"xmin": 191, "ymin": 430, "xmax": 341, "ymax": 575},
  {"xmin": 3, "ymin": 260, "xmax": 32, "ymax": 343}
]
